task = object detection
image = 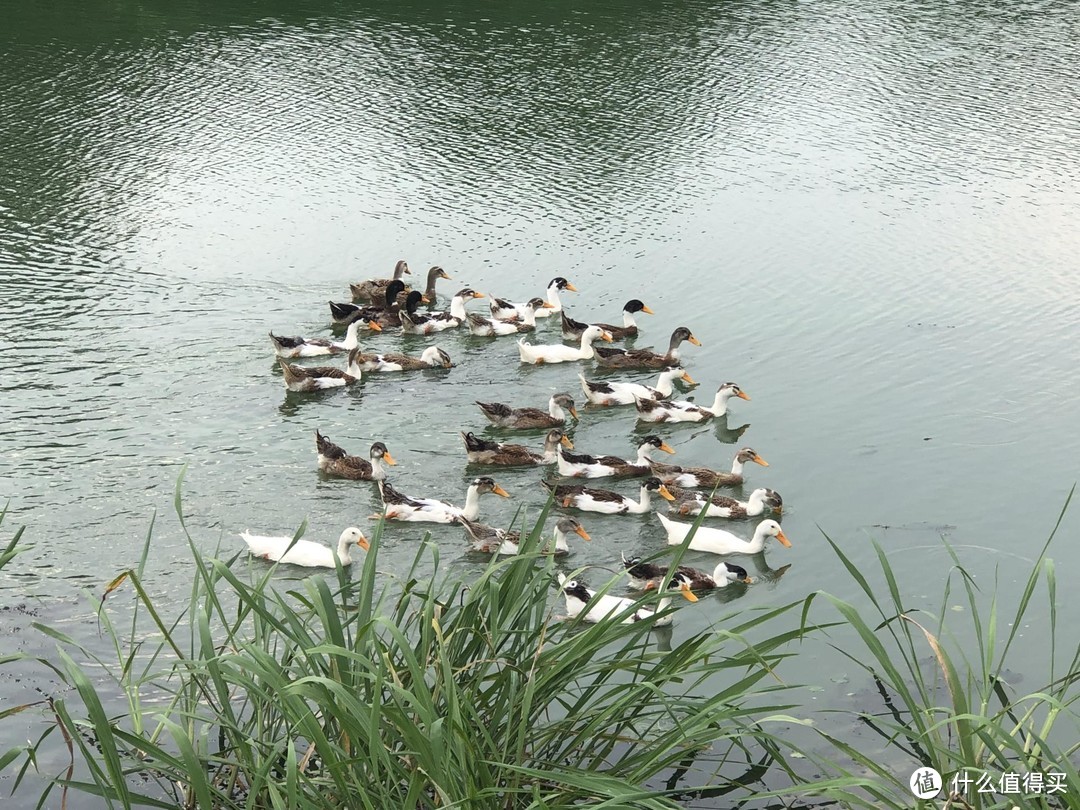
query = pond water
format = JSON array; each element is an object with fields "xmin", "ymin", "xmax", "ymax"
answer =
[{"xmin": 2, "ymin": 0, "xmax": 1078, "ymax": 804}]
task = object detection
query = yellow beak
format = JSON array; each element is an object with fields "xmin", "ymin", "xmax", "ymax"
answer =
[
  {"xmin": 753, "ymin": 456, "xmax": 769, "ymax": 467},
  {"xmin": 681, "ymin": 372, "xmax": 696, "ymax": 385},
  {"xmin": 574, "ymin": 526, "xmax": 592, "ymax": 541},
  {"xmin": 383, "ymin": 452, "xmax": 397, "ymax": 466},
  {"xmin": 600, "ymin": 331, "xmax": 614, "ymax": 342},
  {"xmin": 658, "ymin": 485, "xmax": 675, "ymax": 501},
  {"xmin": 565, "ymin": 282, "xmax": 579, "ymax": 292},
  {"xmin": 472, "ymin": 292, "xmax": 486, "ymax": 299},
  {"xmin": 560, "ymin": 435, "xmax": 575, "ymax": 449},
  {"xmin": 368, "ymin": 321, "xmax": 383, "ymax": 332},
  {"xmin": 421, "ymin": 294, "xmax": 431, "ymax": 304},
  {"xmin": 737, "ymin": 390, "xmax": 751, "ymax": 401},
  {"xmin": 640, "ymin": 304, "xmax": 654, "ymax": 315},
  {"xmin": 679, "ymin": 582, "xmax": 699, "ymax": 602},
  {"xmin": 356, "ymin": 535, "xmax": 371, "ymax": 551},
  {"xmin": 568, "ymin": 406, "xmax": 580, "ymax": 420},
  {"xmin": 541, "ymin": 301, "xmax": 556, "ymax": 309},
  {"xmin": 659, "ymin": 442, "xmax": 676, "ymax": 455},
  {"xmin": 492, "ymin": 484, "xmax": 511, "ymax": 498},
  {"xmin": 775, "ymin": 530, "xmax": 792, "ymax": 548},
  {"xmin": 688, "ymin": 335, "xmax": 702, "ymax": 347}
]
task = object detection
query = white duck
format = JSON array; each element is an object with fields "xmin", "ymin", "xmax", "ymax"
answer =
[
  {"xmin": 579, "ymin": 367, "xmax": 696, "ymax": 407},
  {"xmin": 490, "ymin": 277, "xmax": 576, "ymax": 321},
  {"xmin": 622, "ymin": 555, "xmax": 752, "ymax": 591},
  {"xmin": 239, "ymin": 527, "xmax": 369, "ymax": 568},
  {"xmin": 269, "ymin": 319, "xmax": 377, "ymax": 359},
  {"xmin": 557, "ymin": 572, "xmax": 698, "ymax": 625},
  {"xmin": 556, "ymin": 435, "xmax": 674, "ymax": 479},
  {"xmin": 658, "ymin": 514, "xmax": 791, "ymax": 555},
  {"xmin": 377, "ymin": 477, "xmax": 509, "ymax": 523},
  {"xmin": 635, "ymin": 382, "xmax": 750, "ymax": 423},
  {"xmin": 356, "ymin": 346, "xmax": 453, "ymax": 372},
  {"xmin": 399, "ymin": 289, "xmax": 484, "ymax": 335},
  {"xmin": 518, "ymin": 324, "xmax": 613, "ymax": 365}
]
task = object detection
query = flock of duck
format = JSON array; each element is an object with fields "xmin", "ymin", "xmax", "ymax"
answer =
[{"xmin": 245, "ymin": 261, "xmax": 792, "ymax": 626}]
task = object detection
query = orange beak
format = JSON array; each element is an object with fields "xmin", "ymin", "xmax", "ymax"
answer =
[
  {"xmin": 420, "ymin": 294, "xmax": 431, "ymax": 304},
  {"xmin": 643, "ymin": 581, "xmax": 658, "ymax": 591},
  {"xmin": 560, "ymin": 435, "xmax": 574, "ymax": 449},
  {"xmin": 775, "ymin": 530, "xmax": 792, "ymax": 548},
  {"xmin": 737, "ymin": 390, "xmax": 751, "ymax": 401},
  {"xmin": 564, "ymin": 282, "xmax": 578, "ymax": 292},
  {"xmin": 368, "ymin": 320, "xmax": 383, "ymax": 332},
  {"xmin": 540, "ymin": 301, "xmax": 556, "ymax": 309},
  {"xmin": 688, "ymin": 335, "xmax": 702, "ymax": 347},
  {"xmin": 492, "ymin": 485, "xmax": 510, "ymax": 498},
  {"xmin": 600, "ymin": 331, "xmax": 614, "ymax": 343},
  {"xmin": 568, "ymin": 406, "xmax": 580, "ymax": 420},
  {"xmin": 679, "ymin": 581, "xmax": 699, "ymax": 602},
  {"xmin": 574, "ymin": 526, "xmax": 591, "ymax": 541},
  {"xmin": 753, "ymin": 456, "xmax": 769, "ymax": 467},
  {"xmin": 562, "ymin": 497, "xmax": 573, "ymax": 508},
  {"xmin": 356, "ymin": 535, "xmax": 371, "ymax": 551},
  {"xmin": 742, "ymin": 577, "xmax": 753, "ymax": 584},
  {"xmin": 657, "ymin": 485, "xmax": 675, "ymax": 501},
  {"xmin": 472, "ymin": 292, "xmax": 486, "ymax": 299},
  {"xmin": 382, "ymin": 452, "xmax": 397, "ymax": 466},
  {"xmin": 681, "ymin": 372, "xmax": 696, "ymax": 385},
  {"xmin": 659, "ymin": 442, "xmax": 676, "ymax": 455},
  {"xmin": 640, "ymin": 304, "xmax": 654, "ymax": 315}
]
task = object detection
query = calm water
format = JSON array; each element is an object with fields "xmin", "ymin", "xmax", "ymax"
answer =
[{"xmin": 2, "ymin": 0, "xmax": 1079, "ymax": 803}]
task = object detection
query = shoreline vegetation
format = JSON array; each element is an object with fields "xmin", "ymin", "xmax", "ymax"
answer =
[{"xmin": 1, "ymin": 487, "xmax": 1077, "ymax": 809}]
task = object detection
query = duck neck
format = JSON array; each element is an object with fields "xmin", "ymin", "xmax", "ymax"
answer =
[
  {"xmin": 345, "ymin": 354, "xmax": 363, "ymax": 377},
  {"xmin": 634, "ymin": 445, "xmax": 654, "ymax": 465},
  {"xmin": 425, "ymin": 268, "xmax": 441, "ymax": 298},
  {"xmin": 705, "ymin": 390, "xmax": 732, "ymax": 417},
  {"xmin": 369, "ymin": 455, "xmax": 386, "ymax": 481},
  {"xmin": 654, "ymin": 371, "xmax": 677, "ymax": 396},
  {"xmin": 622, "ymin": 310, "xmax": 637, "ymax": 328},
  {"xmin": 449, "ymin": 296, "xmax": 467, "ymax": 320},
  {"xmin": 744, "ymin": 492, "xmax": 765, "ymax": 516},
  {"xmin": 521, "ymin": 306, "xmax": 539, "ymax": 327},
  {"xmin": 340, "ymin": 321, "xmax": 361, "ymax": 351},
  {"xmin": 745, "ymin": 526, "xmax": 769, "ymax": 554},
  {"xmin": 336, "ymin": 536, "xmax": 355, "ymax": 564},
  {"xmin": 552, "ymin": 528, "xmax": 570, "ymax": 554},
  {"xmin": 542, "ymin": 438, "xmax": 561, "ymax": 463},
  {"xmin": 578, "ymin": 332, "xmax": 597, "ymax": 357},
  {"xmin": 546, "ymin": 285, "xmax": 563, "ymax": 311},
  {"xmin": 392, "ymin": 262, "xmax": 407, "ymax": 281},
  {"xmin": 730, "ymin": 457, "xmax": 745, "ymax": 476},
  {"xmin": 461, "ymin": 486, "xmax": 481, "ymax": 520},
  {"xmin": 631, "ymin": 486, "xmax": 651, "ymax": 513},
  {"xmin": 548, "ymin": 398, "xmax": 565, "ymax": 419}
]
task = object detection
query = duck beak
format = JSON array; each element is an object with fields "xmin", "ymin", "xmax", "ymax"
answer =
[
  {"xmin": 641, "ymin": 304, "xmax": 655, "ymax": 315},
  {"xmin": 736, "ymin": 390, "xmax": 751, "ymax": 401},
  {"xmin": 568, "ymin": 406, "xmax": 580, "ymax": 420},
  {"xmin": 442, "ymin": 272, "xmax": 452, "ymax": 280},
  {"xmin": 560, "ymin": 435, "xmax": 575, "ymax": 449},
  {"xmin": 659, "ymin": 442, "xmax": 676, "ymax": 455},
  {"xmin": 472, "ymin": 292, "xmax": 486, "ymax": 299},
  {"xmin": 382, "ymin": 452, "xmax": 397, "ymax": 466},
  {"xmin": 562, "ymin": 497, "xmax": 573, "ymax": 508},
  {"xmin": 775, "ymin": 529, "xmax": 792, "ymax": 548},
  {"xmin": 574, "ymin": 526, "xmax": 591, "ymax": 541},
  {"xmin": 773, "ymin": 504, "xmax": 783, "ymax": 515},
  {"xmin": 688, "ymin": 335, "xmax": 702, "ymax": 346},
  {"xmin": 540, "ymin": 301, "xmax": 556, "ymax": 309},
  {"xmin": 356, "ymin": 535, "xmax": 371, "ymax": 551},
  {"xmin": 753, "ymin": 456, "xmax": 770, "ymax": 467},
  {"xmin": 565, "ymin": 282, "xmax": 578, "ymax": 292},
  {"xmin": 742, "ymin": 577, "xmax": 753, "ymax": 584},
  {"xmin": 658, "ymin": 485, "xmax": 676, "ymax": 501},
  {"xmin": 679, "ymin": 582, "xmax": 699, "ymax": 602},
  {"xmin": 368, "ymin": 321, "xmax": 383, "ymax": 332},
  {"xmin": 421, "ymin": 294, "xmax": 431, "ymax": 304},
  {"xmin": 643, "ymin": 581, "xmax": 657, "ymax": 591},
  {"xmin": 492, "ymin": 485, "xmax": 511, "ymax": 498},
  {"xmin": 681, "ymin": 372, "xmax": 696, "ymax": 385},
  {"xmin": 600, "ymin": 331, "xmax": 614, "ymax": 342}
]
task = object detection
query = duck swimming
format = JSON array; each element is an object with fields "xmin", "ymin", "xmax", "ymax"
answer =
[
  {"xmin": 650, "ymin": 447, "xmax": 769, "ymax": 489},
  {"xmin": 400, "ymin": 288, "xmax": 484, "ymax": 335},
  {"xmin": 594, "ymin": 326, "xmax": 701, "ymax": 369},
  {"xmin": 466, "ymin": 299, "xmax": 551, "ymax": 336},
  {"xmin": 377, "ymin": 477, "xmax": 509, "ymax": 523},
  {"xmin": 356, "ymin": 346, "xmax": 453, "ymax": 372},
  {"xmin": 489, "ymin": 277, "xmax": 576, "ymax": 321},
  {"xmin": 579, "ymin": 367, "xmax": 695, "ymax": 407},
  {"xmin": 542, "ymin": 477, "xmax": 674, "ymax": 514},
  {"xmin": 240, "ymin": 527, "xmax": 369, "ymax": 568},
  {"xmin": 279, "ymin": 348, "xmax": 362, "ymax": 391},
  {"xmin": 315, "ymin": 431, "xmax": 396, "ymax": 480},
  {"xmin": 330, "ymin": 280, "xmax": 412, "ymax": 325},
  {"xmin": 269, "ymin": 318, "xmax": 379, "ymax": 359},
  {"xmin": 658, "ymin": 515, "xmax": 791, "ymax": 555},
  {"xmin": 560, "ymin": 299, "xmax": 653, "ymax": 341},
  {"xmin": 349, "ymin": 259, "xmax": 411, "ymax": 302},
  {"xmin": 622, "ymin": 555, "xmax": 751, "ymax": 591},
  {"xmin": 635, "ymin": 382, "xmax": 750, "ymax": 423},
  {"xmin": 461, "ymin": 429, "xmax": 572, "ymax": 466},
  {"xmin": 668, "ymin": 487, "xmax": 782, "ymax": 519},
  {"xmin": 458, "ymin": 516, "xmax": 590, "ymax": 556},
  {"xmin": 518, "ymin": 324, "xmax": 613, "ymax": 365},
  {"xmin": 475, "ymin": 393, "xmax": 578, "ymax": 429},
  {"xmin": 558, "ymin": 571, "xmax": 698, "ymax": 625},
  {"xmin": 556, "ymin": 435, "xmax": 675, "ymax": 478}
]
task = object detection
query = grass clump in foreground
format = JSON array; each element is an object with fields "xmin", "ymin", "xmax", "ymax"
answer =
[{"xmin": 0, "ymin": 488, "xmax": 1078, "ymax": 809}]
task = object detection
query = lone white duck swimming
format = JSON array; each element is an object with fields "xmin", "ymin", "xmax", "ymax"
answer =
[
  {"xmin": 557, "ymin": 571, "xmax": 698, "ymax": 625},
  {"xmin": 658, "ymin": 514, "xmax": 791, "ymax": 555},
  {"xmin": 240, "ymin": 527, "xmax": 369, "ymax": 568},
  {"xmin": 518, "ymin": 324, "xmax": 613, "ymax": 365},
  {"xmin": 635, "ymin": 382, "xmax": 750, "ymax": 423},
  {"xmin": 579, "ymin": 367, "xmax": 696, "ymax": 407}
]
